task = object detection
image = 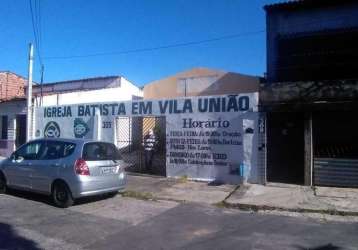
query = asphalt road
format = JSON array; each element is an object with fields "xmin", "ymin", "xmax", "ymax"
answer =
[{"xmin": 0, "ymin": 190, "xmax": 357, "ymax": 250}]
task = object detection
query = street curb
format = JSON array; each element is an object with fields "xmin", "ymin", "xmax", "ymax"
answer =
[
  {"xmin": 121, "ymin": 188, "xmax": 358, "ymax": 217},
  {"xmin": 119, "ymin": 189, "xmax": 187, "ymax": 204},
  {"xmin": 126, "ymin": 172, "xmax": 165, "ymax": 179},
  {"xmin": 123, "ymin": 176, "xmax": 358, "ymax": 218},
  {"xmin": 220, "ymin": 201, "xmax": 358, "ymax": 217}
]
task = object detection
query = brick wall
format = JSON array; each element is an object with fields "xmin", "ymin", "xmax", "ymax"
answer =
[{"xmin": 0, "ymin": 72, "xmax": 26, "ymax": 102}]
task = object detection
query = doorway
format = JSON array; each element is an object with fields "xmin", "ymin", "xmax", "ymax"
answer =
[
  {"xmin": 16, "ymin": 115, "xmax": 27, "ymax": 148},
  {"xmin": 115, "ymin": 116, "xmax": 166, "ymax": 176},
  {"xmin": 267, "ymin": 112, "xmax": 304, "ymax": 184}
]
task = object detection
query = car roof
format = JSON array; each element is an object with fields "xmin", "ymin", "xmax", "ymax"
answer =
[{"xmin": 30, "ymin": 138, "xmax": 114, "ymax": 145}]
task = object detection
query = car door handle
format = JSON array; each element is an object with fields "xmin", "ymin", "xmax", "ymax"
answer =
[
  {"xmin": 19, "ymin": 163, "xmax": 32, "ymax": 167},
  {"xmin": 51, "ymin": 163, "xmax": 60, "ymax": 167}
]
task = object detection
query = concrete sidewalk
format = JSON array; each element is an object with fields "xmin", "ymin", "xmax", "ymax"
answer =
[
  {"xmin": 226, "ymin": 183, "xmax": 358, "ymax": 215},
  {"xmin": 125, "ymin": 173, "xmax": 358, "ymax": 219},
  {"xmin": 124, "ymin": 173, "xmax": 236, "ymax": 205}
]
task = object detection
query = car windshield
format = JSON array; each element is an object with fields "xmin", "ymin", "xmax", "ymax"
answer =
[{"xmin": 82, "ymin": 142, "xmax": 122, "ymax": 161}]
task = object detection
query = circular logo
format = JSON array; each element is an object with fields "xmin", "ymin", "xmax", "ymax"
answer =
[
  {"xmin": 44, "ymin": 121, "xmax": 61, "ymax": 138},
  {"xmin": 74, "ymin": 118, "xmax": 90, "ymax": 138},
  {"xmin": 74, "ymin": 123, "xmax": 87, "ymax": 135}
]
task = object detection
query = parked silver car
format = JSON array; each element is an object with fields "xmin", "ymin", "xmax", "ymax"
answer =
[{"xmin": 0, "ymin": 138, "xmax": 126, "ymax": 207}]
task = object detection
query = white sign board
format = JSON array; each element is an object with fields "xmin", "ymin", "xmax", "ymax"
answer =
[{"xmin": 35, "ymin": 94, "xmax": 259, "ymax": 184}]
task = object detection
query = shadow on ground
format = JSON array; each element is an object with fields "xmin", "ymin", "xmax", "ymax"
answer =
[
  {"xmin": 0, "ymin": 222, "xmax": 40, "ymax": 250},
  {"xmin": 294, "ymin": 243, "xmax": 342, "ymax": 250},
  {"xmin": 6, "ymin": 189, "xmax": 53, "ymax": 205},
  {"xmin": 5, "ymin": 188, "xmax": 117, "ymax": 207}
]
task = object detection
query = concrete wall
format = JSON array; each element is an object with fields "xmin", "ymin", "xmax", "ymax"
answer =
[
  {"xmin": 0, "ymin": 75, "xmax": 144, "ymax": 156},
  {"xmin": 143, "ymin": 68, "xmax": 259, "ymax": 99},
  {"xmin": 143, "ymin": 68, "xmax": 263, "ymax": 183},
  {"xmin": 32, "ymin": 76, "xmax": 143, "ymax": 152},
  {"xmin": 266, "ymin": 2, "xmax": 358, "ymax": 81}
]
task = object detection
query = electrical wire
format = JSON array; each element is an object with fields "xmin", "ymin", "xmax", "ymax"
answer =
[
  {"xmin": 38, "ymin": 0, "xmax": 42, "ymax": 51},
  {"xmin": 43, "ymin": 30, "xmax": 265, "ymax": 60},
  {"xmin": 35, "ymin": 0, "xmax": 42, "ymax": 52},
  {"xmin": 29, "ymin": 0, "xmax": 40, "ymax": 58},
  {"xmin": 29, "ymin": 0, "xmax": 45, "ymax": 88},
  {"xmin": 29, "ymin": 0, "xmax": 43, "ymax": 66}
]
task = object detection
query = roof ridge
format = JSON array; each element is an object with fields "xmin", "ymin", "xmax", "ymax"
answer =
[
  {"xmin": 0, "ymin": 71, "xmax": 27, "ymax": 80},
  {"xmin": 264, "ymin": 0, "xmax": 357, "ymax": 11},
  {"xmin": 43, "ymin": 75, "xmax": 121, "ymax": 85}
]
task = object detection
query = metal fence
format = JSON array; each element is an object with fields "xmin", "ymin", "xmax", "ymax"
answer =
[{"xmin": 115, "ymin": 116, "xmax": 166, "ymax": 176}]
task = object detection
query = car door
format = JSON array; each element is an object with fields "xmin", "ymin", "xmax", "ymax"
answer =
[
  {"xmin": 5, "ymin": 141, "xmax": 43, "ymax": 190},
  {"xmin": 30, "ymin": 140, "xmax": 65, "ymax": 193}
]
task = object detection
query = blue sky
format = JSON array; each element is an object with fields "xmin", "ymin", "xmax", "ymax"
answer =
[{"xmin": 0, "ymin": 0, "xmax": 278, "ymax": 86}]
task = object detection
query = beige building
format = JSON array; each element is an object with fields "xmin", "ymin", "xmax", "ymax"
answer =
[
  {"xmin": 140, "ymin": 67, "xmax": 261, "ymax": 179},
  {"xmin": 143, "ymin": 67, "xmax": 259, "ymax": 99}
]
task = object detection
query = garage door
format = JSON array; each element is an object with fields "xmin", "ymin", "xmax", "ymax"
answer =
[
  {"xmin": 314, "ymin": 158, "xmax": 358, "ymax": 187},
  {"xmin": 313, "ymin": 111, "xmax": 358, "ymax": 188}
]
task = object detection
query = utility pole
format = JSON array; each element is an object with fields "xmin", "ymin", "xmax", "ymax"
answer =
[{"xmin": 26, "ymin": 43, "xmax": 34, "ymax": 142}]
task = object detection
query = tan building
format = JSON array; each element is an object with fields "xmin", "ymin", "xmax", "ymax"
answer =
[{"xmin": 143, "ymin": 67, "xmax": 259, "ymax": 99}]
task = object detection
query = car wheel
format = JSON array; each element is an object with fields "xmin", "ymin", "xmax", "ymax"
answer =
[
  {"xmin": 52, "ymin": 182, "xmax": 74, "ymax": 208},
  {"xmin": 0, "ymin": 173, "xmax": 6, "ymax": 194}
]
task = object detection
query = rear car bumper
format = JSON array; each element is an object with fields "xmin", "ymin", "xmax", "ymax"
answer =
[{"xmin": 70, "ymin": 172, "xmax": 126, "ymax": 198}]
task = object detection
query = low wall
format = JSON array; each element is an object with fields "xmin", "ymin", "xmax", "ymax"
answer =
[{"xmin": 0, "ymin": 139, "xmax": 15, "ymax": 157}]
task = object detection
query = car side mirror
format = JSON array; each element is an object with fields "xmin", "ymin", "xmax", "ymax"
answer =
[
  {"xmin": 16, "ymin": 156, "xmax": 24, "ymax": 162},
  {"xmin": 10, "ymin": 153, "xmax": 16, "ymax": 161},
  {"xmin": 11, "ymin": 153, "xmax": 24, "ymax": 163}
]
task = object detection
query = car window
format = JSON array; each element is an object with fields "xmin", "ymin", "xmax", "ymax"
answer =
[
  {"xmin": 39, "ymin": 141, "xmax": 76, "ymax": 160},
  {"xmin": 105, "ymin": 143, "xmax": 122, "ymax": 160},
  {"xmin": 16, "ymin": 141, "xmax": 43, "ymax": 160},
  {"xmin": 64, "ymin": 143, "xmax": 76, "ymax": 157},
  {"xmin": 83, "ymin": 142, "xmax": 122, "ymax": 161}
]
